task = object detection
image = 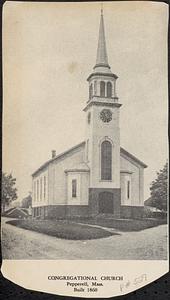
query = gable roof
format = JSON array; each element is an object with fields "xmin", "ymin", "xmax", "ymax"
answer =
[
  {"xmin": 120, "ymin": 147, "xmax": 147, "ymax": 168},
  {"xmin": 4, "ymin": 207, "xmax": 29, "ymax": 217},
  {"xmin": 32, "ymin": 140, "xmax": 147, "ymax": 177},
  {"xmin": 32, "ymin": 141, "xmax": 85, "ymax": 176}
]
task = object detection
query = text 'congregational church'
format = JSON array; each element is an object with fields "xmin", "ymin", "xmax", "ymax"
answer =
[{"xmin": 32, "ymin": 10, "xmax": 147, "ymax": 219}]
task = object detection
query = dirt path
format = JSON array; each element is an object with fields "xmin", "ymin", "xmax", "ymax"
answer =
[{"xmin": 1, "ymin": 217, "xmax": 168, "ymax": 260}]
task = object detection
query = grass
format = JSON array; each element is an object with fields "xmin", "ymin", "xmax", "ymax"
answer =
[
  {"xmin": 6, "ymin": 219, "xmax": 118, "ymax": 240},
  {"xmin": 71, "ymin": 217, "xmax": 167, "ymax": 232}
]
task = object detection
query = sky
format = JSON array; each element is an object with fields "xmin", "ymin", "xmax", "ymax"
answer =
[{"xmin": 3, "ymin": 1, "xmax": 168, "ymax": 201}]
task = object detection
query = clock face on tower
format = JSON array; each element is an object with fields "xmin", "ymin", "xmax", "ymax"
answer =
[{"xmin": 100, "ymin": 109, "xmax": 112, "ymax": 123}]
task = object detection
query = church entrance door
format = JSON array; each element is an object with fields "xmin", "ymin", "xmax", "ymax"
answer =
[{"xmin": 98, "ymin": 192, "xmax": 114, "ymax": 214}]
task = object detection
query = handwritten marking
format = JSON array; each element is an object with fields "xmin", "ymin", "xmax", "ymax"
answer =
[{"xmin": 120, "ymin": 274, "xmax": 147, "ymax": 292}]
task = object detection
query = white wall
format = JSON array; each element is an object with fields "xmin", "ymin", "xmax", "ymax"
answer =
[
  {"xmin": 120, "ymin": 173, "xmax": 132, "ymax": 205},
  {"xmin": 67, "ymin": 173, "xmax": 81, "ymax": 204},
  {"xmin": 80, "ymin": 172, "xmax": 89, "ymax": 205},
  {"xmin": 66, "ymin": 172, "xmax": 89, "ymax": 205},
  {"xmin": 120, "ymin": 155, "xmax": 144, "ymax": 206},
  {"xmin": 32, "ymin": 169, "xmax": 48, "ymax": 207},
  {"xmin": 48, "ymin": 145, "xmax": 85, "ymax": 205},
  {"xmin": 32, "ymin": 145, "xmax": 88, "ymax": 207},
  {"xmin": 85, "ymin": 105, "xmax": 120, "ymax": 189}
]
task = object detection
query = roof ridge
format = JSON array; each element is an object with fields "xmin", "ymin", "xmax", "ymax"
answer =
[
  {"xmin": 120, "ymin": 147, "xmax": 147, "ymax": 168},
  {"xmin": 32, "ymin": 142, "xmax": 147, "ymax": 177},
  {"xmin": 32, "ymin": 141, "xmax": 85, "ymax": 176}
]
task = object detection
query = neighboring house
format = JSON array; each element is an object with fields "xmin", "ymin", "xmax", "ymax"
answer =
[
  {"xmin": 32, "ymin": 10, "xmax": 147, "ymax": 219},
  {"xmin": 3, "ymin": 207, "xmax": 29, "ymax": 219}
]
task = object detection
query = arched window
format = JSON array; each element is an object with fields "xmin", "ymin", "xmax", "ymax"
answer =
[
  {"xmin": 94, "ymin": 81, "xmax": 97, "ymax": 95},
  {"xmin": 100, "ymin": 81, "xmax": 105, "ymax": 97},
  {"xmin": 101, "ymin": 141, "xmax": 112, "ymax": 180},
  {"xmin": 89, "ymin": 83, "xmax": 93, "ymax": 99},
  {"xmin": 107, "ymin": 82, "xmax": 112, "ymax": 98}
]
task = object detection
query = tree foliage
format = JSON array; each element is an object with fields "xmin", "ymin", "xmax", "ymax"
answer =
[
  {"xmin": 1, "ymin": 172, "xmax": 18, "ymax": 212},
  {"xmin": 150, "ymin": 162, "xmax": 168, "ymax": 211},
  {"xmin": 21, "ymin": 194, "xmax": 32, "ymax": 208}
]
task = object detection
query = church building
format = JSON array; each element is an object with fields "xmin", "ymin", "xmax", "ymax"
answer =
[{"xmin": 32, "ymin": 10, "xmax": 147, "ymax": 219}]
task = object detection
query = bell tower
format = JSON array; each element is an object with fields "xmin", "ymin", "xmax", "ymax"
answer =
[{"xmin": 84, "ymin": 9, "xmax": 122, "ymax": 217}]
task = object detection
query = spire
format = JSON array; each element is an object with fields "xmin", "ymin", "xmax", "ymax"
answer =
[
  {"xmin": 95, "ymin": 8, "xmax": 110, "ymax": 69},
  {"xmin": 87, "ymin": 6, "xmax": 118, "ymax": 81}
]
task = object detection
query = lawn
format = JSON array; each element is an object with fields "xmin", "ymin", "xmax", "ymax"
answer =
[
  {"xmin": 6, "ymin": 219, "xmax": 117, "ymax": 240},
  {"xmin": 72, "ymin": 217, "xmax": 167, "ymax": 232}
]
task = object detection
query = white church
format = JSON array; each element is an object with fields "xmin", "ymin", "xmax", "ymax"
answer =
[{"xmin": 32, "ymin": 10, "xmax": 147, "ymax": 219}]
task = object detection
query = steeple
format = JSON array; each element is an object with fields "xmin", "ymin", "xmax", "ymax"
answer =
[
  {"xmin": 95, "ymin": 8, "xmax": 110, "ymax": 69},
  {"xmin": 84, "ymin": 8, "xmax": 121, "ymax": 206},
  {"xmin": 86, "ymin": 7, "xmax": 119, "ymax": 103},
  {"xmin": 88, "ymin": 7, "xmax": 116, "ymax": 78}
]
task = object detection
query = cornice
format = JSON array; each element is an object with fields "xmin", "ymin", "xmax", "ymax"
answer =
[
  {"xmin": 87, "ymin": 72, "xmax": 118, "ymax": 81},
  {"xmin": 64, "ymin": 169, "xmax": 90, "ymax": 173},
  {"xmin": 93, "ymin": 63, "xmax": 111, "ymax": 69},
  {"xmin": 83, "ymin": 100, "xmax": 122, "ymax": 112}
]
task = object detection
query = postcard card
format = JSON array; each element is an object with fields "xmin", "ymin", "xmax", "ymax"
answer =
[{"xmin": 1, "ymin": 1, "xmax": 169, "ymax": 298}]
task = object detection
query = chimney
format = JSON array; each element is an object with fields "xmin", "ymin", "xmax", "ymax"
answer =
[{"xmin": 52, "ymin": 150, "xmax": 56, "ymax": 159}]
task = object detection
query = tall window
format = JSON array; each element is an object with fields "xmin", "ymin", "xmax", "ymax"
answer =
[
  {"xmin": 89, "ymin": 83, "xmax": 93, "ymax": 99},
  {"xmin": 37, "ymin": 180, "xmax": 39, "ymax": 201},
  {"xmin": 44, "ymin": 176, "xmax": 46, "ymax": 200},
  {"xmin": 34, "ymin": 181, "xmax": 36, "ymax": 202},
  {"xmin": 101, "ymin": 141, "xmax": 112, "ymax": 180},
  {"xmin": 87, "ymin": 112, "xmax": 91, "ymax": 124},
  {"xmin": 86, "ymin": 139, "xmax": 89, "ymax": 161},
  {"xmin": 94, "ymin": 81, "xmax": 97, "ymax": 95},
  {"xmin": 100, "ymin": 81, "xmax": 105, "ymax": 97},
  {"xmin": 40, "ymin": 178, "xmax": 42, "ymax": 201},
  {"xmin": 127, "ymin": 180, "xmax": 130, "ymax": 199},
  {"xmin": 107, "ymin": 82, "xmax": 112, "ymax": 98},
  {"xmin": 72, "ymin": 179, "xmax": 77, "ymax": 198}
]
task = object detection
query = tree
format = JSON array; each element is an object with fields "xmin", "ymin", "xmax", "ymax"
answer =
[
  {"xmin": 1, "ymin": 172, "xmax": 18, "ymax": 213},
  {"xmin": 21, "ymin": 192, "xmax": 32, "ymax": 208},
  {"xmin": 11, "ymin": 200, "xmax": 21, "ymax": 208},
  {"xmin": 150, "ymin": 162, "xmax": 168, "ymax": 211}
]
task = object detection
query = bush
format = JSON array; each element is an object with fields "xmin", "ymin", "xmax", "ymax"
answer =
[
  {"xmin": 143, "ymin": 207, "xmax": 154, "ymax": 218},
  {"xmin": 143, "ymin": 207, "xmax": 167, "ymax": 220},
  {"xmin": 152, "ymin": 211, "xmax": 167, "ymax": 220}
]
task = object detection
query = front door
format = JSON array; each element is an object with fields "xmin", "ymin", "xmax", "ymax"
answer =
[{"xmin": 99, "ymin": 192, "xmax": 114, "ymax": 214}]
